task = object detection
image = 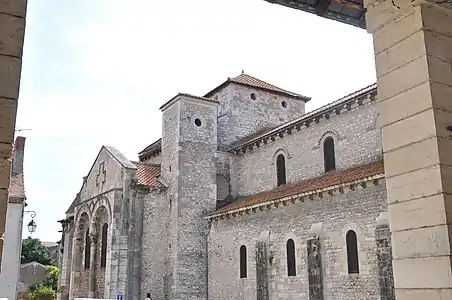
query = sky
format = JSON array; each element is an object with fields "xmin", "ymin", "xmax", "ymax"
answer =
[{"xmin": 15, "ymin": 0, "xmax": 376, "ymax": 242}]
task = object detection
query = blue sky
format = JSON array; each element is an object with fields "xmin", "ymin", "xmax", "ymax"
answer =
[{"xmin": 16, "ymin": 0, "xmax": 376, "ymax": 242}]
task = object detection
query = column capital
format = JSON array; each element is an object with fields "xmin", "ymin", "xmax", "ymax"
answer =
[{"xmin": 365, "ymin": 0, "xmax": 452, "ymax": 34}]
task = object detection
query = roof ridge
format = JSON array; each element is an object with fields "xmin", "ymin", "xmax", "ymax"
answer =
[
  {"xmin": 204, "ymin": 73, "xmax": 310, "ymax": 101},
  {"xmin": 232, "ymin": 73, "xmax": 295, "ymax": 95}
]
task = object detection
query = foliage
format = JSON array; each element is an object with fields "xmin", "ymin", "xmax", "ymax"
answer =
[
  {"xmin": 42, "ymin": 265, "xmax": 60, "ymax": 291},
  {"xmin": 28, "ymin": 265, "xmax": 60, "ymax": 300},
  {"xmin": 28, "ymin": 285, "xmax": 55, "ymax": 300},
  {"xmin": 21, "ymin": 236, "xmax": 52, "ymax": 265}
]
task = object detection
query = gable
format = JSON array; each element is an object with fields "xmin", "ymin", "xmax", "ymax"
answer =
[
  {"xmin": 205, "ymin": 73, "xmax": 311, "ymax": 102},
  {"xmin": 78, "ymin": 146, "xmax": 137, "ymax": 202}
]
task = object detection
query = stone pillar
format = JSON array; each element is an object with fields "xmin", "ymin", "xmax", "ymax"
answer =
[
  {"xmin": 0, "ymin": 0, "xmax": 27, "ymax": 265},
  {"xmin": 307, "ymin": 223, "xmax": 323, "ymax": 300},
  {"xmin": 375, "ymin": 212, "xmax": 395, "ymax": 300},
  {"xmin": 364, "ymin": 1, "xmax": 452, "ymax": 298},
  {"xmin": 88, "ymin": 232, "xmax": 97, "ymax": 298},
  {"xmin": 256, "ymin": 231, "xmax": 270, "ymax": 300}
]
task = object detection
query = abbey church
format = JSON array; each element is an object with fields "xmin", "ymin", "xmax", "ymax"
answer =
[{"xmin": 57, "ymin": 73, "xmax": 393, "ymax": 300}]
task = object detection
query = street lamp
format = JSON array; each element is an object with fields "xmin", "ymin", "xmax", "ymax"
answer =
[
  {"xmin": 24, "ymin": 210, "xmax": 37, "ymax": 234},
  {"xmin": 27, "ymin": 219, "xmax": 37, "ymax": 233}
]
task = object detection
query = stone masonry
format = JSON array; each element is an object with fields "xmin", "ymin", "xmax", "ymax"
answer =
[
  {"xmin": 59, "ymin": 74, "xmax": 395, "ymax": 299},
  {"xmin": 0, "ymin": 0, "xmax": 27, "ymax": 268},
  {"xmin": 364, "ymin": 1, "xmax": 452, "ymax": 298}
]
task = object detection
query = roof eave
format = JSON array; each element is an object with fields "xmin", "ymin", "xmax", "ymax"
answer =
[
  {"xmin": 228, "ymin": 83, "xmax": 377, "ymax": 152},
  {"xmin": 206, "ymin": 173, "xmax": 384, "ymax": 219}
]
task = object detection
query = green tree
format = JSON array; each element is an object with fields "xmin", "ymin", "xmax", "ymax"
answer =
[
  {"xmin": 28, "ymin": 285, "xmax": 55, "ymax": 300},
  {"xmin": 28, "ymin": 265, "xmax": 60, "ymax": 300},
  {"xmin": 21, "ymin": 236, "xmax": 51, "ymax": 265}
]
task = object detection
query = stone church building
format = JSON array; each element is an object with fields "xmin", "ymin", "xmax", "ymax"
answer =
[{"xmin": 57, "ymin": 73, "xmax": 393, "ymax": 300}]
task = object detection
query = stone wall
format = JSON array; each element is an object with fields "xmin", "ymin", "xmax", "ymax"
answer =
[
  {"xmin": 140, "ymin": 189, "xmax": 169, "ymax": 300},
  {"xmin": 230, "ymin": 84, "xmax": 305, "ymax": 146},
  {"xmin": 0, "ymin": 0, "xmax": 27, "ymax": 267},
  {"xmin": 160, "ymin": 95, "xmax": 218, "ymax": 299},
  {"xmin": 211, "ymin": 83, "xmax": 305, "ymax": 150},
  {"xmin": 208, "ymin": 183, "xmax": 387, "ymax": 300},
  {"xmin": 234, "ymin": 99, "xmax": 381, "ymax": 197}
]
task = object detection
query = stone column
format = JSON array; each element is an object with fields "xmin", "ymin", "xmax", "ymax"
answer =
[
  {"xmin": 0, "ymin": 0, "xmax": 27, "ymax": 265},
  {"xmin": 307, "ymin": 222, "xmax": 323, "ymax": 300},
  {"xmin": 375, "ymin": 212, "xmax": 395, "ymax": 300},
  {"xmin": 364, "ymin": 1, "xmax": 452, "ymax": 298},
  {"xmin": 256, "ymin": 231, "xmax": 270, "ymax": 300},
  {"xmin": 88, "ymin": 232, "xmax": 97, "ymax": 298}
]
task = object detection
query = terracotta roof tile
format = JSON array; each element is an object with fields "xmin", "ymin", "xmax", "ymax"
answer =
[
  {"xmin": 9, "ymin": 173, "xmax": 25, "ymax": 204},
  {"xmin": 210, "ymin": 161, "xmax": 384, "ymax": 216},
  {"xmin": 205, "ymin": 73, "xmax": 311, "ymax": 102},
  {"xmin": 132, "ymin": 162, "xmax": 164, "ymax": 188}
]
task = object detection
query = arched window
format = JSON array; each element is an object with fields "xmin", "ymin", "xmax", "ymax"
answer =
[
  {"xmin": 240, "ymin": 245, "xmax": 247, "ymax": 278},
  {"xmin": 84, "ymin": 229, "xmax": 91, "ymax": 269},
  {"xmin": 101, "ymin": 223, "xmax": 108, "ymax": 268},
  {"xmin": 346, "ymin": 230, "xmax": 359, "ymax": 274},
  {"xmin": 323, "ymin": 137, "xmax": 336, "ymax": 172},
  {"xmin": 286, "ymin": 239, "xmax": 296, "ymax": 276},
  {"xmin": 276, "ymin": 154, "xmax": 287, "ymax": 186}
]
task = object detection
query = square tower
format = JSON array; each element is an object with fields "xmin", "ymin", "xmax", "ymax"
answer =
[{"xmin": 160, "ymin": 93, "xmax": 218, "ymax": 300}]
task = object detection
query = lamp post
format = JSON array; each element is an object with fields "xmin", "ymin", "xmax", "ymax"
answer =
[{"xmin": 24, "ymin": 210, "xmax": 37, "ymax": 234}]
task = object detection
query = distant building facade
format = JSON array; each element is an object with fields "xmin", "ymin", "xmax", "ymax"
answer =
[
  {"xmin": 0, "ymin": 136, "xmax": 27, "ymax": 300},
  {"xmin": 57, "ymin": 74, "xmax": 393, "ymax": 300}
]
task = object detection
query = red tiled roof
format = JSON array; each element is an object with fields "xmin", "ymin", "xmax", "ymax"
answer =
[
  {"xmin": 204, "ymin": 73, "xmax": 311, "ymax": 102},
  {"xmin": 210, "ymin": 161, "xmax": 384, "ymax": 216},
  {"xmin": 132, "ymin": 162, "xmax": 164, "ymax": 188},
  {"xmin": 9, "ymin": 173, "xmax": 25, "ymax": 203}
]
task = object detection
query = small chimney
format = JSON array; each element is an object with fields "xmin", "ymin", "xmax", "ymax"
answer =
[{"xmin": 12, "ymin": 136, "xmax": 26, "ymax": 174}]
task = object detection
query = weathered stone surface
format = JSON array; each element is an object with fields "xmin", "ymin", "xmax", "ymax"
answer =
[
  {"xmin": 0, "ymin": 0, "xmax": 27, "ymax": 17},
  {"xmin": 0, "ymin": 12, "xmax": 26, "ymax": 57},
  {"xmin": 368, "ymin": 0, "xmax": 452, "ymax": 297},
  {"xmin": 256, "ymin": 241, "xmax": 269, "ymax": 300},
  {"xmin": 375, "ymin": 222, "xmax": 395, "ymax": 300},
  {"xmin": 60, "ymin": 75, "xmax": 387, "ymax": 300},
  {"xmin": 307, "ymin": 235, "xmax": 323, "ymax": 300}
]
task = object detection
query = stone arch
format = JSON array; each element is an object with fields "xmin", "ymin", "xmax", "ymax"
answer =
[
  {"xmin": 271, "ymin": 147, "xmax": 291, "ymax": 164},
  {"xmin": 317, "ymin": 130, "xmax": 341, "ymax": 148},
  {"xmin": 342, "ymin": 223, "xmax": 364, "ymax": 275},
  {"xmin": 72, "ymin": 211, "xmax": 90, "ymax": 298},
  {"xmin": 92, "ymin": 203, "xmax": 111, "ymax": 299},
  {"xmin": 74, "ymin": 203, "xmax": 92, "ymax": 225},
  {"xmin": 318, "ymin": 131, "xmax": 339, "ymax": 172},
  {"xmin": 92, "ymin": 197, "xmax": 112, "ymax": 223}
]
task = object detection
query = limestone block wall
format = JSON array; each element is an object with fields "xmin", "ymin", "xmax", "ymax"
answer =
[
  {"xmin": 160, "ymin": 95, "xmax": 218, "ymax": 299},
  {"xmin": 216, "ymin": 151, "xmax": 231, "ymax": 201},
  {"xmin": 230, "ymin": 84, "xmax": 305, "ymax": 145},
  {"xmin": 58, "ymin": 221, "xmax": 74, "ymax": 300},
  {"xmin": 79, "ymin": 149, "xmax": 126, "ymax": 201},
  {"xmin": 214, "ymin": 87, "xmax": 232, "ymax": 148},
  {"xmin": 160, "ymin": 100, "xmax": 181, "ymax": 295},
  {"xmin": 233, "ymin": 99, "xmax": 381, "ymax": 197},
  {"xmin": 0, "ymin": 0, "xmax": 27, "ymax": 266},
  {"xmin": 142, "ymin": 154, "xmax": 161, "ymax": 165},
  {"xmin": 207, "ymin": 183, "xmax": 387, "ymax": 300},
  {"xmin": 211, "ymin": 84, "xmax": 305, "ymax": 150},
  {"xmin": 140, "ymin": 189, "xmax": 170, "ymax": 300}
]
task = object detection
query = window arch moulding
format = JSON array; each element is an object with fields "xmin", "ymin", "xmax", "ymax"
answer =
[
  {"xmin": 271, "ymin": 147, "xmax": 291, "ymax": 165},
  {"xmin": 313, "ymin": 130, "xmax": 343, "ymax": 150}
]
